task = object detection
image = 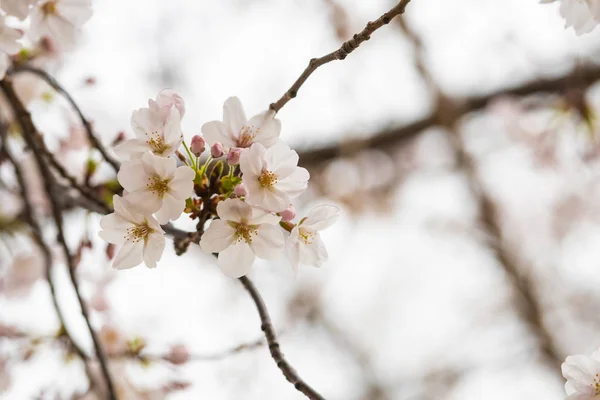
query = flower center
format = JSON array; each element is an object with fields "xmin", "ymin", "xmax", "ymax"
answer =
[
  {"xmin": 125, "ymin": 224, "xmax": 151, "ymax": 243},
  {"xmin": 592, "ymin": 373, "xmax": 600, "ymax": 394},
  {"xmin": 235, "ymin": 223, "xmax": 257, "ymax": 244},
  {"xmin": 147, "ymin": 176, "xmax": 169, "ymax": 197},
  {"xmin": 236, "ymin": 126, "xmax": 257, "ymax": 148},
  {"xmin": 299, "ymin": 228, "xmax": 315, "ymax": 245},
  {"xmin": 146, "ymin": 131, "xmax": 168, "ymax": 154},
  {"xmin": 41, "ymin": 1, "xmax": 58, "ymax": 15},
  {"xmin": 259, "ymin": 170, "xmax": 277, "ymax": 188}
]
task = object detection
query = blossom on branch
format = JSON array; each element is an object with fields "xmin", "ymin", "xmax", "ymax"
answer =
[
  {"xmin": 562, "ymin": 348, "xmax": 600, "ymax": 399},
  {"xmin": 200, "ymin": 198, "xmax": 284, "ymax": 277},
  {"xmin": 240, "ymin": 142, "xmax": 309, "ymax": 212},
  {"xmin": 542, "ymin": 0, "xmax": 600, "ymax": 35},
  {"xmin": 99, "ymin": 195, "xmax": 165, "ymax": 269},
  {"xmin": 30, "ymin": 0, "xmax": 93, "ymax": 46},
  {"xmin": 202, "ymin": 96, "xmax": 281, "ymax": 151},
  {"xmin": 115, "ymin": 102, "xmax": 183, "ymax": 160},
  {"xmin": 117, "ymin": 151, "xmax": 195, "ymax": 224},
  {"xmin": 286, "ymin": 205, "xmax": 339, "ymax": 271}
]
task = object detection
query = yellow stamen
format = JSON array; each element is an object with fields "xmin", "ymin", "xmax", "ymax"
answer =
[
  {"xmin": 41, "ymin": 1, "xmax": 57, "ymax": 15},
  {"xmin": 125, "ymin": 224, "xmax": 151, "ymax": 243},
  {"xmin": 147, "ymin": 176, "xmax": 169, "ymax": 197},
  {"xmin": 258, "ymin": 170, "xmax": 277, "ymax": 188},
  {"xmin": 235, "ymin": 223, "xmax": 257, "ymax": 244}
]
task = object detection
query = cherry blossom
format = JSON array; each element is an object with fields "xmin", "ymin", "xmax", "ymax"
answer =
[
  {"xmin": 0, "ymin": 15, "xmax": 23, "ymax": 79},
  {"xmin": 240, "ymin": 142, "xmax": 309, "ymax": 212},
  {"xmin": 562, "ymin": 348, "xmax": 600, "ymax": 399},
  {"xmin": 1, "ymin": 0, "xmax": 36, "ymax": 19},
  {"xmin": 202, "ymin": 96, "xmax": 281, "ymax": 151},
  {"xmin": 115, "ymin": 103, "xmax": 183, "ymax": 160},
  {"xmin": 99, "ymin": 195, "xmax": 165, "ymax": 269},
  {"xmin": 543, "ymin": 0, "xmax": 600, "ymax": 34},
  {"xmin": 30, "ymin": 0, "xmax": 93, "ymax": 47},
  {"xmin": 200, "ymin": 198, "xmax": 284, "ymax": 277},
  {"xmin": 117, "ymin": 151, "xmax": 195, "ymax": 224},
  {"xmin": 287, "ymin": 205, "xmax": 339, "ymax": 271},
  {"xmin": 150, "ymin": 88, "xmax": 185, "ymax": 119}
]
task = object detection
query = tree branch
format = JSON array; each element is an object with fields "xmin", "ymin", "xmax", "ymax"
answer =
[
  {"xmin": 270, "ymin": 0, "xmax": 412, "ymax": 113},
  {"xmin": 297, "ymin": 64, "xmax": 600, "ymax": 167},
  {"xmin": 238, "ymin": 276, "xmax": 325, "ymax": 400},
  {"xmin": 9, "ymin": 65, "xmax": 121, "ymax": 172},
  {"xmin": 0, "ymin": 78, "xmax": 118, "ymax": 400}
]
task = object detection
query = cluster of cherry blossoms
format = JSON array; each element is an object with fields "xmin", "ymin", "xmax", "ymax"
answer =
[
  {"xmin": 542, "ymin": 0, "xmax": 600, "ymax": 35},
  {"xmin": 99, "ymin": 94, "xmax": 339, "ymax": 277},
  {"xmin": 0, "ymin": 0, "xmax": 92, "ymax": 79},
  {"xmin": 562, "ymin": 347, "xmax": 600, "ymax": 399}
]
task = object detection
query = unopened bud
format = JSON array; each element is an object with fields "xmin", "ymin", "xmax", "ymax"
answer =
[
  {"xmin": 227, "ymin": 148, "xmax": 242, "ymax": 165},
  {"xmin": 280, "ymin": 204, "xmax": 296, "ymax": 222},
  {"xmin": 164, "ymin": 344, "xmax": 189, "ymax": 365},
  {"xmin": 211, "ymin": 142, "xmax": 224, "ymax": 158},
  {"xmin": 234, "ymin": 183, "xmax": 247, "ymax": 197},
  {"xmin": 190, "ymin": 135, "xmax": 206, "ymax": 157},
  {"xmin": 156, "ymin": 89, "xmax": 185, "ymax": 118}
]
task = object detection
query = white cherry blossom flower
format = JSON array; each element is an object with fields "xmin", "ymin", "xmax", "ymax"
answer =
[
  {"xmin": 99, "ymin": 195, "xmax": 165, "ymax": 269},
  {"xmin": 562, "ymin": 348, "xmax": 600, "ymax": 399},
  {"xmin": 1, "ymin": 0, "xmax": 37, "ymax": 19},
  {"xmin": 202, "ymin": 96, "xmax": 281, "ymax": 151},
  {"xmin": 117, "ymin": 151, "xmax": 195, "ymax": 224},
  {"xmin": 149, "ymin": 88, "xmax": 185, "ymax": 121},
  {"xmin": 0, "ymin": 15, "xmax": 23, "ymax": 79},
  {"xmin": 200, "ymin": 198, "xmax": 284, "ymax": 277},
  {"xmin": 240, "ymin": 142, "xmax": 309, "ymax": 212},
  {"xmin": 287, "ymin": 205, "xmax": 339, "ymax": 272},
  {"xmin": 29, "ymin": 0, "xmax": 93, "ymax": 47},
  {"xmin": 543, "ymin": 0, "xmax": 600, "ymax": 35},
  {"xmin": 115, "ymin": 104, "xmax": 183, "ymax": 160}
]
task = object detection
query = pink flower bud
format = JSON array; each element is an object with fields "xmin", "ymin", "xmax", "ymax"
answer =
[
  {"xmin": 234, "ymin": 183, "xmax": 247, "ymax": 197},
  {"xmin": 211, "ymin": 142, "xmax": 224, "ymax": 158},
  {"xmin": 190, "ymin": 135, "xmax": 206, "ymax": 157},
  {"xmin": 280, "ymin": 204, "xmax": 296, "ymax": 222},
  {"xmin": 227, "ymin": 148, "xmax": 242, "ymax": 165},
  {"xmin": 164, "ymin": 344, "xmax": 189, "ymax": 365}
]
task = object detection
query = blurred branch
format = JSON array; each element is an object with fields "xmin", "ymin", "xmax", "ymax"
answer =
[
  {"xmin": 239, "ymin": 276, "xmax": 325, "ymax": 400},
  {"xmin": 8, "ymin": 66, "xmax": 121, "ymax": 172},
  {"xmin": 0, "ymin": 78, "xmax": 118, "ymax": 400},
  {"xmin": 398, "ymin": 18, "xmax": 564, "ymax": 373},
  {"xmin": 297, "ymin": 64, "xmax": 600, "ymax": 167},
  {"xmin": 270, "ymin": 0, "xmax": 412, "ymax": 113}
]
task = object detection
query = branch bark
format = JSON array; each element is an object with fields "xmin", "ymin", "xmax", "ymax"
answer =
[
  {"xmin": 238, "ymin": 276, "xmax": 325, "ymax": 400},
  {"xmin": 0, "ymin": 78, "xmax": 118, "ymax": 400},
  {"xmin": 270, "ymin": 0, "xmax": 412, "ymax": 113}
]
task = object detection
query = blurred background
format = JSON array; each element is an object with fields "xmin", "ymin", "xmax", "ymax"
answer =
[{"xmin": 3, "ymin": 0, "xmax": 600, "ymax": 398}]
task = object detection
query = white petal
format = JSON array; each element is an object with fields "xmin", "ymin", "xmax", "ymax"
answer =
[
  {"xmin": 251, "ymin": 224, "xmax": 284, "ymax": 260},
  {"xmin": 143, "ymin": 232, "xmax": 165, "ymax": 268},
  {"xmin": 276, "ymin": 168, "xmax": 309, "ymax": 198},
  {"xmin": 299, "ymin": 234, "xmax": 328, "ymax": 268},
  {"xmin": 0, "ymin": 53, "xmax": 9, "ymax": 81},
  {"xmin": 216, "ymin": 198, "xmax": 252, "ymax": 223},
  {"xmin": 201, "ymin": 120, "xmax": 235, "ymax": 149},
  {"xmin": 218, "ymin": 242, "xmax": 255, "ymax": 278},
  {"xmin": 46, "ymin": 14, "xmax": 76, "ymax": 48},
  {"xmin": 114, "ymin": 139, "xmax": 151, "ymax": 161},
  {"xmin": 113, "ymin": 195, "xmax": 145, "ymax": 225},
  {"xmin": 169, "ymin": 166, "xmax": 195, "ymax": 199},
  {"xmin": 266, "ymin": 142, "xmax": 298, "ymax": 178},
  {"xmin": 131, "ymin": 108, "xmax": 160, "ymax": 139},
  {"xmin": 247, "ymin": 207, "xmax": 281, "ymax": 226},
  {"xmin": 239, "ymin": 142, "xmax": 266, "ymax": 178},
  {"xmin": 200, "ymin": 219, "xmax": 236, "ymax": 253},
  {"xmin": 117, "ymin": 158, "xmax": 147, "ymax": 192},
  {"xmin": 223, "ymin": 97, "xmax": 247, "ymax": 134},
  {"xmin": 57, "ymin": 0, "xmax": 92, "ymax": 27},
  {"xmin": 154, "ymin": 192, "xmax": 183, "ymax": 224},
  {"xmin": 302, "ymin": 205, "xmax": 340, "ymax": 231},
  {"xmin": 162, "ymin": 107, "xmax": 183, "ymax": 152},
  {"xmin": 112, "ymin": 241, "xmax": 144, "ymax": 270},
  {"xmin": 248, "ymin": 110, "xmax": 281, "ymax": 148},
  {"xmin": 124, "ymin": 189, "xmax": 161, "ymax": 215},
  {"xmin": 142, "ymin": 150, "xmax": 176, "ymax": 179}
]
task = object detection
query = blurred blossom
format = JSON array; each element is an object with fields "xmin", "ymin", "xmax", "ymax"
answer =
[
  {"xmin": 164, "ymin": 344, "xmax": 189, "ymax": 365},
  {"xmin": 354, "ymin": 149, "xmax": 395, "ymax": 190},
  {"xmin": 99, "ymin": 325, "xmax": 127, "ymax": 355},
  {"xmin": 30, "ymin": 0, "xmax": 93, "ymax": 47},
  {"xmin": 562, "ymin": 348, "xmax": 600, "ymax": 399},
  {"xmin": 542, "ymin": 0, "xmax": 600, "ymax": 35},
  {"xmin": 0, "ymin": 251, "xmax": 44, "ymax": 298},
  {"xmin": 0, "ymin": 357, "xmax": 10, "ymax": 393},
  {"xmin": 90, "ymin": 290, "xmax": 110, "ymax": 313},
  {"xmin": 322, "ymin": 158, "xmax": 360, "ymax": 197}
]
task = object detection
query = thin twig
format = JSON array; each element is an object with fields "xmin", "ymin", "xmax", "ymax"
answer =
[
  {"xmin": 9, "ymin": 65, "xmax": 120, "ymax": 172},
  {"xmin": 270, "ymin": 0, "xmax": 412, "ymax": 113},
  {"xmin": 238, "ymin": 276, "xmax": 325, "ymax": 400},
  {"xmin": 0, "ymin": 78, "xmax": 118, "ymax": 400}
]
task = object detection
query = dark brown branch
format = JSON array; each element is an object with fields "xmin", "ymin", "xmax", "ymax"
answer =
[
  {"xmin": 398, "ymin": 18, "xmax": 564, "ymax": 373},
  {"xmin": 270, "ymin": 0, "xmax": 412, "ymax": 113},
  {"xmin": 238, "ymin": 276, "xmax": 325, "ymax": 400},
  {"xmin": 0, "ymin": 78, "xmax": 118, "ymax": 400},
  {"xmin": 9, "ymin": 65, "xmax": 120, "ymax": 172},
  {"xmin": 297, "ymin": 64, "xmax": 600, "ymax": 167}
]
